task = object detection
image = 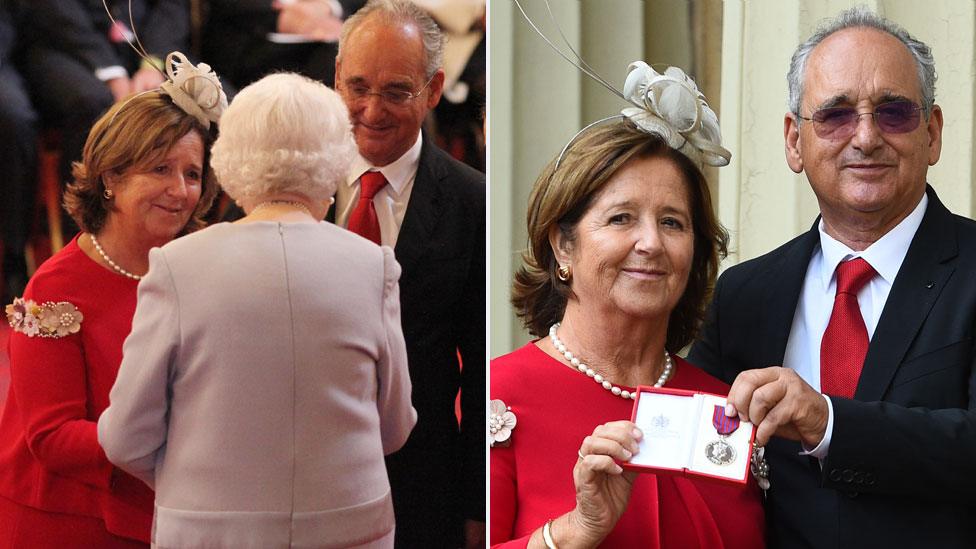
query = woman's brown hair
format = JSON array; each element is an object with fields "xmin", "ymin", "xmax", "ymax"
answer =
[
  {"xmin": 511, "ymin": 118, "xmax": 729, "ymax": 351},
  {"xmin": 64, "ymin": 92, "xmax": 218, "ymax": 235}
]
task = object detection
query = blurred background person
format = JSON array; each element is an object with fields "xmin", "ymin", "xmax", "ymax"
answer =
[
  {"xmin": 490, "ymin": 89, "xmax": 765, "ymax": 545},
  {"xmin": 0, "ymin": 63, "xmax": 221, "ymax": 548},
  {"xmin": 99, "ymin": 72, "xmax": 416, "ymax": 548},
  {"xmin": 414, "ymin": 0, "xmax": 485, "ymax": 172},
  {"xmin": 203, "ymin": 0, "xmax": 366, "ymax": 91},
  {"xmin": 0, "ymin": 2, "xmax": 38, "ymax": 306},
  {"xmin": 15, "ymin": 0, "xmax": 191, "ymax": 236}
]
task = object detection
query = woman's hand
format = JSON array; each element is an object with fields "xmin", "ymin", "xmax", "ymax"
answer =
[{"xmin": 564, "ymin": 420, "xmax": 643, "ymax": 547}]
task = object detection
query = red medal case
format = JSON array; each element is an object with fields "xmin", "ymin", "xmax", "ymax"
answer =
[{"xmin": 623, "ymin": 386, "xmax": 756, "ymax": 485}]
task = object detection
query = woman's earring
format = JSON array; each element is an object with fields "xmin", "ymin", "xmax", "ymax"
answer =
[
  {"xmin": 103, "ymin": 189, "xmax": 114, "ymax": 200},
  {"xmin": 557, "ymin": 264, "xmax": 572, "ymax": 282}
]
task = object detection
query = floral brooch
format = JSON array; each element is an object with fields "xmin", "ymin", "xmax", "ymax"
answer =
[
  {"xmin": 5, "ymin": 297, "xmax": 83, "ymax": 338},
  {"xmin": 489, "ymin": 399, "xmax": 517, "ymax": 448}
]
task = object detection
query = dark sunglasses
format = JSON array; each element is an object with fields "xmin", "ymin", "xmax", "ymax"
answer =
[{"xmin": 796, "ymin": 100, "xmax": 923, "ymax": 140}]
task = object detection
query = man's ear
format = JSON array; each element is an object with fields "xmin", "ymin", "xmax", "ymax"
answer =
[
  {"xmin": 425, "ymin": 69, "xmax": 445, "ymax": 110},
  {"xmin": 927, "ymin": 104, "xmax": 944, "ymax": 166},
  {"xmin": 784, "ymin": 113, "xmax": 804, "ymax": 174}
]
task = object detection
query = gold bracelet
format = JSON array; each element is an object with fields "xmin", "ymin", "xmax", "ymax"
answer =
[{"xmin": 542, "ymin": 518, "xmax": 559, "ymax": 549}]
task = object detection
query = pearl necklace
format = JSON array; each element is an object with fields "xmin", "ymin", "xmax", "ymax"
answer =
[
  {"xmin": 251, "ymin": 200, "xmax": 312, "ymax": 217},
  {"xmin": 90, "ymin": 234, "xmax": 143, "ymax": 280},
  {"xmin": 549, "ymin": 323, "xmax": 673, "ymax": 400}
]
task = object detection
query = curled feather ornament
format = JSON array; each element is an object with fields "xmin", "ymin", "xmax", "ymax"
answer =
[
  {"xmin": 621, "ymin": 62, "xmax": 730, "ymax": 167},
  {"xmin": 159, "ymin": 52, "xmax": 228, "ymax": 129}
]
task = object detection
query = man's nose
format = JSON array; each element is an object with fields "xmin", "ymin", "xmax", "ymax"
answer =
[{"xmin": 850, "ymin": 111, "xmax": 884, "ymax": 154}]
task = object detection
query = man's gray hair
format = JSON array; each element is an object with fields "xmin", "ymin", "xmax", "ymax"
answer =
[
  {"xmin": 337, "ymin": 0, "xmax": 445, "ymax": 80},
  {"xmin": 787, "ymin": 6, "xmax": 936, "ymax": 117}
]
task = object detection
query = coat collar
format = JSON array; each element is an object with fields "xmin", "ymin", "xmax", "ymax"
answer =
[
  {"xmin": 392, "ymin": 136, "xmax": 446, "ymax": 275},
  {"xmin": 856, "ymin": 185, "xmax": 958, "ymax": 400}
]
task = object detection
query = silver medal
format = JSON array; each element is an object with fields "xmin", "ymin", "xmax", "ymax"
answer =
[{"xmin": 705, "ymin": 439, "xmax": 736, "ymax": 466}]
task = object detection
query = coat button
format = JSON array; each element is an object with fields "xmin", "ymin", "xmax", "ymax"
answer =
[
  {"xmin": 829, "ymin": 469, "xmax": 842, "ymax": 481},
  {"xmin": 842, "ymin": 469, "xmax": 854, "ymax": 483},
  {"xmin": 846, "ymin": 491, "xmax": 859, "ymax": 498},
  {"xmin": 854, "ymin": 472, "xmax": 865, "ymax": 484},
  {"xmin": 865, "ymin": 473, "xmax": 877, "ymax": 485}
]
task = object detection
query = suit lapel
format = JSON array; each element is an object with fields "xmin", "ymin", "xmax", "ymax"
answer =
[
  {"xmin": 856, "ymin": 187, "xmax": 958, "ymax": 401},
  {"xmin": 394, "ymin": 139, "xmax": 444, "ymax": 275},
  {"xmin": 758, "ymin": 227, "xmax": 820, "ymax": 367}
]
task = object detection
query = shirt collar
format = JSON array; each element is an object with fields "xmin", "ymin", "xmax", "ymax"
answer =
[
  {"xmin": 817, "ymin": 191, "xmax": 928, "ymax": 290},
  {"xmin": 345, "ymin": 133, "xmax": 423, "ymax": 196}
]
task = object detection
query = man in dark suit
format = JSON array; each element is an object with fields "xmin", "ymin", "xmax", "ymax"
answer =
[
  {"xmin": 17, "ymin": 0, "xmax": 189, "ymax": 187},
  {"xmin": 333, "ymin": 1, "xmax": 485, "ymax": 547},
  {"xmin": 688, "ymin": 7, "xmax": 976, "ymax": 548}
]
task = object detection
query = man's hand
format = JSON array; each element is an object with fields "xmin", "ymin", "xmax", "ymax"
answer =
[
  {"xmin": 106, "ymin": 77, "xmax": 132, "ymax": 101},
  {"xmin": 726, "ymin": 367, "xmax": 829, "ymax": 447},
  {"xmin": 131, "ymin": 66, "xmax": 165, "ymax": 93},
  {"xmin": 274, "ymin": 0, "xmax": 343, "ymax": 41}
]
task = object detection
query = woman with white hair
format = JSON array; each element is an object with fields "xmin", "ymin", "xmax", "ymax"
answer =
[{"xmin": 97, "ymin": 72, "xmax": 417, "ymax": 549}]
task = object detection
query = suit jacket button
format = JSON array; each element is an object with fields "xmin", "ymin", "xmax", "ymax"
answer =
[
  {"xmin": 854, "ymin": 472, "xmax": 865, "ymax": 484},
  {"xmin": 865, "ymin": 473, "xmax": 877, "ymax": 485},
  {"xmin": 829, "ymin": 469, "xmax": 842, "ymax": 482},
  {"xmin": 846, "ymin": 491, "xmax": 859, "ymax": 498},
  {"xmin": 842, "ymin": 469, "xmax": 854, "ymax": 483}
]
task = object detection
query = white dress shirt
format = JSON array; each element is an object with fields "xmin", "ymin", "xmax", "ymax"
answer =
[
  {"xmin": 783, "ymin": 192, "xmax": 928, "ymax": 458},
  {"xmin": 335, "ymin": 134, "xmax": 423, "ymax": 248}
]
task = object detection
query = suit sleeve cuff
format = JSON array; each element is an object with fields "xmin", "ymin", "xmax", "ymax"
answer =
[
  {"xmin": 95, "ymin": 65, "xmax": 127, "ymax": 82},
  {"xmin": 799, "ymin": 393, "xmax": 834, "ymax": 460}
]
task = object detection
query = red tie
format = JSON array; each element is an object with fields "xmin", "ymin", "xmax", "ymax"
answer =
[
  {"xmin": 347, "ymin": 171, "xmax": 387, "ymax": 245},
  {"xmin": 820, "ymin": 257, "xmax": 877, "ymax": 398}
]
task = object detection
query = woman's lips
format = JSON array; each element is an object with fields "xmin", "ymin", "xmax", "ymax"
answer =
[
  {"xmin": 622, "ymin": 268, "xmax": 666, "ymax": 280},
  {"xmin": 153, "ymin": 204, "xmax": 183, "ymax": 214}
]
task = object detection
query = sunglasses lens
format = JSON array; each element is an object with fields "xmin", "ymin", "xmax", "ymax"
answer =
[
  {"xmin": 876, "ymin": 101, "xmax": 921, "ymax": 133},
  {"xmin": 811, "ymin": 107, "xmax": 856, "ymax": 138},
  {"xmin": 808, "ymin": 101, "xmax": 922, "ymax": 138}
]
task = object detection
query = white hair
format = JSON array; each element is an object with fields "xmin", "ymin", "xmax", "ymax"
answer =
[{"xmin": 211, "ymin": 73, "xmax": 356, "ymax": 203}]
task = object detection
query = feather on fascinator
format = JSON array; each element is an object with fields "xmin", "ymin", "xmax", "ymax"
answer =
[
  {"xmin": 101, "ymin": 0, "xmax": 227, "ymax": 128},
  {"xmin": 514, "ymin": 0, "xmax": 730, "ymax": 169}
]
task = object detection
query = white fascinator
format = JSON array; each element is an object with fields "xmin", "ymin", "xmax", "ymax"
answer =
[
  {"xmin": 159, "ymin": 52, "xmax": 228, "ymax": 129},
  {"xmin": 622, "ymin": 62, "xmax": 730, "ymax": 167}
]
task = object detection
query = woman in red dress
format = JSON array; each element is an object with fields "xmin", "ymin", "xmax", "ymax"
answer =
[
  {"xmin": 0, "ymin": 56, "xmax": 224, "ymax": 548},
  {"xmin": 490, "ymin": 65, "xmax": 765, "ymax": 548}
]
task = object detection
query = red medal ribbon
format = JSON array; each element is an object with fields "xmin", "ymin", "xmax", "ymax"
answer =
[{"xmin": 712, "ymin": 404, "xmax": 740, "ymax": 436}]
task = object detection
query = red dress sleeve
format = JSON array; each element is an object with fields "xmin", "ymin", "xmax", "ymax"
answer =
[
  {"xmin": 7, "ymin": 277, "xmax": 113, "ymax": 489},
  {"xmin": 490, "ymin": 443, "xmax": 533, "ymax": 548}
]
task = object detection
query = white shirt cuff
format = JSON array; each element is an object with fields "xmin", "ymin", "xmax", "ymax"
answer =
[
  {"xmin": 95, "ymin": 65, "xmax": 128, "ymax": 82},
  {"xmin": 799, "ymin": 393, "xmax": 833, "ymax": 460}
]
